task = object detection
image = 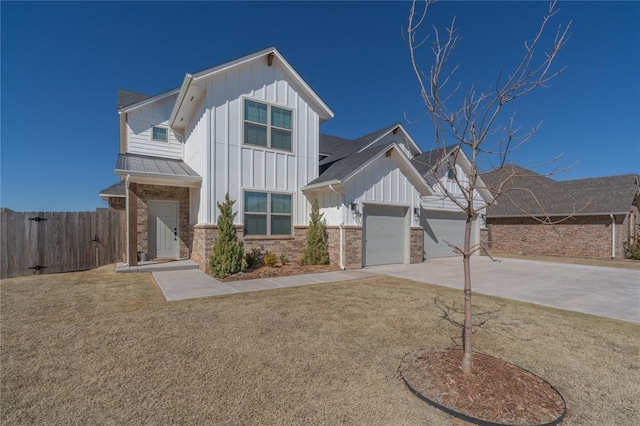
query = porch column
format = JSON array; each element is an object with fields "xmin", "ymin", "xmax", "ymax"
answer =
[{"xmin": 128, "ymin": 182, "xmax": 138, "ymax": 266}]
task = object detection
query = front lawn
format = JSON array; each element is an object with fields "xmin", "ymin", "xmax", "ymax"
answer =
[{"xmin": 1, "ymin": 267, "xmax": 638, "ymax": 425}]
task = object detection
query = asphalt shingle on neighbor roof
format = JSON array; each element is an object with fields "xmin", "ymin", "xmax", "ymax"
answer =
[
  {"xmin": 115, "ymin": 154, "xmax": 200, "ymax": 178},
  {"xmin": 117, "ymin": 89, "xmax": 153, "ymax": 109},
  {"xmin": 481, "ymin": 164, "xmax": 639, "ymax": 217}
]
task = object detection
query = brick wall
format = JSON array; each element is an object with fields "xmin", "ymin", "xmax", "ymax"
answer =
[
  {"xmin": 108, "ymin": 197, "xmax": 126, "ymax": 211},
  {"xmin": 486, "ymin": 214, "xmax": 632, "ymax": 259},
  {"xmin": 410, "ymin": 226, "xmax": 424, "ymax": 263},
  {"xmin": 134, "ymin": 184, "xmax": 190, "ymax": 258},
  {"xmin": 343, "ymin": 226, "xmax": 363, "ymax": 268}
]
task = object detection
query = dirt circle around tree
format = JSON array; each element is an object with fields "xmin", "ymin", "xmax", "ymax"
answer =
[{"xmin": 399, "ymin": 349, "xmax": 566, "ymax": 426}]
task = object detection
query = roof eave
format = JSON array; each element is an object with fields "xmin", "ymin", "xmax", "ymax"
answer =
[
  {"xmin": 300, "ymin": 180, "xmax": 343, "ymax": 192},
  {"xmin": 118, "ymin": 88, "xmax": 181, "ymax": 114},
  {"xmin": 115, "ymin": 170, "xmax": 202, "ymax": 188}
]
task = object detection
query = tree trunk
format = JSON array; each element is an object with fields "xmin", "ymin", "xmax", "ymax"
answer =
[{"xmin": 462, "ymin": 214, "xmax": 473, "ymax": 373}]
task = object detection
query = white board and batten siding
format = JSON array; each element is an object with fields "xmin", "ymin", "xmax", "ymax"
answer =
[
  {"xmin": 182, "ymin": 56, "xmax": 321, "ymax": 226},
  {"xmin": 344, "ymin": 154, "xmax": 421, "ymax": 227},
  {"xmin": 126, "ymin": 94, "xmax": 183, "ymax": 160},
  {"xmin": 316, "ymin": 153, "xmax": 422, "ymax": 228}
]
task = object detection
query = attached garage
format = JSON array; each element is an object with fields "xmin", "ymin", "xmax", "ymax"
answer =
[
  {"xmin": 422, "ymin": 210, "xmax": 466, "ymax": 258},
  {"xmin": 363, "ymin": 204, "xmax": 408, "ymax": 266}
]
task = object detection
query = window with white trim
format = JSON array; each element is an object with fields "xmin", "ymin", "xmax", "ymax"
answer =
[
  {"xmin": 152, "ymin": 126, "xmax": 168, "ymax": 142},
  {"xmin": 244, "ymin": 191, "xmax": 292, "ymax": 235},
  {"xmin": 244, "ymin": 99, "xmax": 292, "ymax": 151}
]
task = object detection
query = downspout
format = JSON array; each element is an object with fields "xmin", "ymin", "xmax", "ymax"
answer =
[
  {"xmin": 329, "ymin": 184, "xmax": 345, "ymax": 270},
  {"xmin": 125, "ymin": 174, "xmax": 131, "ymax": 266},
  {"xmin": 610, "ymin": 214, "xmax": 616, "ymax": 259}
]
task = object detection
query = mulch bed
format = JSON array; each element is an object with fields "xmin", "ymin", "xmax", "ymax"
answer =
[
  {"xmin": 219, "ymin": 263, "xmax": 340, "ymax": 282},
  {"xmin": 399, "ymin": 349, "xmax": 566, "ymax": 425}
]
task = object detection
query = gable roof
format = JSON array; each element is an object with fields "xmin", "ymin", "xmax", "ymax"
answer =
[
  {"xmin": 411, "ymin": 144, "xmax": 459, "ymax": 176},
  {"xmin": 303, "ymin": 142, "xmax": 432, "ymax": 196},
  {"xmin": 481, "ymin": 165, "xmax": 640, "ymax": 217},
  {"xmin": 319, "ymin": 123, "xmax": 416, "ymax": 168}
]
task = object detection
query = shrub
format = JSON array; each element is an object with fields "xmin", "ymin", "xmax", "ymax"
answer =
[
  {"xmin": 301, "ymin": 199, "xmax": 329, "ymax": 265},
  {"xmin": 279, "ymin": 253, "xmax": 289, "ymax": 266},
  {"xmin": 209, "ymin": 193, "xmax": 244, "ymax": 278},
  {"xmin": 624, "ymin": 225, "xmax": 640, "ymax": 260},
  {"xmin": 263, "ymin": 251, "xmax": 277, "ymax": 267},
  {"xmin": 244, "ymin": 251, "xmax": 258, "ymax": 269}
]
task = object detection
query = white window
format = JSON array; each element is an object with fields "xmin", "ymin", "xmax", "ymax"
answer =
[
  {"xmin": 244, "ymin": 191, "xmax": 292, "ymax": 235},
  {"xmin": 152, "ymin": 126, "xmax": 168, "ymax": 142},
  {"xmin": 244, "ymin": 99, "xmax": 292, "ymax": 151}
]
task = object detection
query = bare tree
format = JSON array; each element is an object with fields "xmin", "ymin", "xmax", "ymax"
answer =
[{"xmin": 406, "ymin": 0, "xmax": 570, "ymax": 373}]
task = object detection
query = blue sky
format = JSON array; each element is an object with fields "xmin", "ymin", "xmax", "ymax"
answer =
[{"xmin": 1, "ymin": 1, "xmax": 638, "ymax": 212}]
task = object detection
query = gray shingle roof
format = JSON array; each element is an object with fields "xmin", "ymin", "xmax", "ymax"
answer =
[
  {"xmin": 99, "ymin": 180, "xmax": 126, "ymax": 198},
  {"xmin": 319, "ymin": 134, "xmax": 352, "ymax": 156},
  {"xmin": 318, "ymin": 123, "xmax": 400, "ymax": 167},
  {"xmin": 410, "ymin": 144, "xmax": 459, "ymax": 176},
  {"xmin": 115, "ymin": 154, "xmax": 200, "ymax": 178},
  {"xmin": 481, "ymin": 165, "xmax": 639, "ymax": 217},
  {"xmin": 307, "ymin": 144, "xmax": 391, "ymax": 186},
  {"xmin": 117, "ymin": 89, "xmax": 152, "ymax": 109}
]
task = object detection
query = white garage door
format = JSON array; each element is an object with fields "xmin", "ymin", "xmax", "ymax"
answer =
[
  {"xmin": 363, "ymin": 204, "xmax": 407, "ymax": 266},
  {"xmin": 422, "ymin": 210, "xmax": 466, "ymax": 258}
]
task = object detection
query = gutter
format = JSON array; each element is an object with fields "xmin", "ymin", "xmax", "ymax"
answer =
[
  {"xmin": 610, "ymin": 214, "xmax": 616, "ymax": 259},
  {"xmin": 329, "ymin": 184, "xmax": 345, "ymax": 270},
  {"xmin": 125, "ymin": 175, "xmax": 131, "ymax": 266}
]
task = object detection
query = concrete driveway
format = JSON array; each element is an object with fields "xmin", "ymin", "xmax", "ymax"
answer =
[{"xmin": 366, "ymin": 256, "xmax": 640, "ymax": 323}]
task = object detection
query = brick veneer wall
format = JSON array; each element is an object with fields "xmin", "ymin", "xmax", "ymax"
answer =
[
  {"xmin": 134, "ymin": 184, "xmax": 190, "ymax": 258},
  {"xmin": 343, "ymin": 226, "xmax": 363, "ymax": 268},
  {"xmin": 485, "ymin": 214, "xmax": 630, "ymax": 259},
  {"xmin": 410, "ymin": 226, "xmax": 424, "ymax": 263}
]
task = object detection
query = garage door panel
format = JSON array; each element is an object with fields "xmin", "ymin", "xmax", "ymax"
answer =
[
  {"xmin": 422, "ymin": 210, "xmax": 465, "ymax": 258},
  {"xmin": 364, "ymin": 205, "xmax": 406, "ymax": 266}
]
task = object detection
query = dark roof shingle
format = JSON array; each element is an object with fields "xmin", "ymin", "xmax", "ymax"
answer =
[{"xmin": 481, "ymin": 165, "xmax": 639, "ymax": 217}]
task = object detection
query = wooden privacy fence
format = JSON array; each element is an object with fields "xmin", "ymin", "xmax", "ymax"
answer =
[{"xmin": 1, "ymin": 209, "xmax": 125, "ymax": 279}]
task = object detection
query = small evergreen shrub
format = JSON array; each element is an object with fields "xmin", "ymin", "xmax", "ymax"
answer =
[
  {"xmin": 263, "ymin": 251, "xmax": 277, "ymax": 267},
  {"xmin": 279, "ymin": 253, "xmax": 289, "ymax": 266},
  {"xmin": 244, "ymin": 251, "xmax": 258, "ymax": 269},
  {"xmin": 209, "ymin": 193, "xmax": 244, "ymax": 278},
  {"xmin": 301, "ymin": 199, "xmax": 330, "ymax": 265}
]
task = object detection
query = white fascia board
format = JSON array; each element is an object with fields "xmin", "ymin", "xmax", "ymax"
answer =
[
  {"xmin": 192, "ymin": 47, "xmax": 334, "ymax": 121},
  {"xmin": 118, "ymin": 88, "xmax": 181, "ymax": 114},
  {"xmin": 169, "ymin": 74, "xmax": 193, "ymax": 129},
  {"xmin": 344, "ymin": 143, "xmax": 433, "ymax": 196},
  {"xmin": 300, "ymin": 180, "xmax": 343, "ymax": 192},
  {"xmin": 115, "ymin": 170, "xmax": 202, "ymax": 188}
]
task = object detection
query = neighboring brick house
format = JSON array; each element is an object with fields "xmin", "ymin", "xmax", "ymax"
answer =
[
  {"xmin": 480, "ymin": 165, "xmax": 640, "ymax": 259},
  {"xmin": 99, "ymin": 47, "xmax": 437, "ymax": 270}
]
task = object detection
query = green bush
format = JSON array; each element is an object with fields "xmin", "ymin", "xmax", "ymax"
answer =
[
  {"xmin": 624, "ymin": 225, "xmax": 640, "ymax": 260},
  {"xmin": 279, "ymin": 253, "xmax": 289, "ymax": 266},
  {"xmin": 244, "ymin": 251, "xmax": 258, "ymax": 269},
  {"xmin": 263, "ymin": 251, "xmax": 277, "ymax": 267},
  {"xmin": 301, "ymin": 199, "xmax": 329, "ymax": 265},
  {"xmin": 209, "ymin": 193, "xmax": 244, "ymax": 278}
]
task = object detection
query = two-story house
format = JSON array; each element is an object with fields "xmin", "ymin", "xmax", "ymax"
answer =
[{"xmin": 100, "ymin": 47, "xmax": 488, "ymax": 271}]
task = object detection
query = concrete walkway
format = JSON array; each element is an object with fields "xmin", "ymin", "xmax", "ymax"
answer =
[
  {"xmin": 367, "ymin": 256, "xmax": 640, "ymax": 323},
  {"xmin": 153, "ymin": 267, "xmax": 377, "ymax": 302},
  {"xmin": 147, "ymin": 256, "xmax": 639, "ymax": 323}
]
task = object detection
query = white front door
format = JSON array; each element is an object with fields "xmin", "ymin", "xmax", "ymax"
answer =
[{"xmin": 148, "ymin": 200, "xmax": 179, "ymax": 259}]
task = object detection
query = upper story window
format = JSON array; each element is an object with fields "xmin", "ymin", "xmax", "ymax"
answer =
[
  {"xmin": 447, "ymin": 166, "xmax": 455, "ymax": 180},
  {"xmin": 152, "ymin": 126, "xmax": 168, "ymax": 142},
  {"xmin": 244, "ymin": 99, "xmax": 292, "ymax": 151},
  {"xmin": 244, "ymin": 191, "xmax": 292, "ymax": 236}
]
